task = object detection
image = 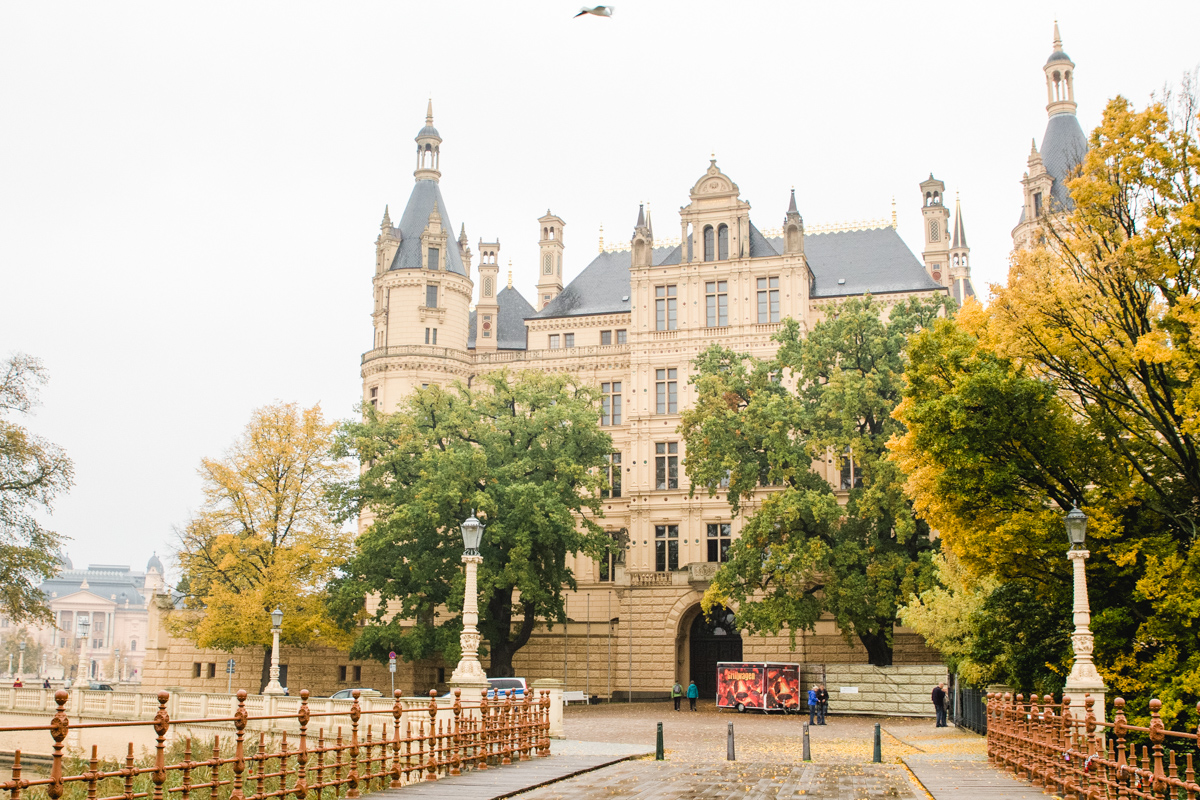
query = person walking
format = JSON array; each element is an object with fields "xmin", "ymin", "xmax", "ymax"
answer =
[
  {"xmin": 932, "ymin": 683, "xmax": 947, "ymax": 727},
  {"xmin": 671, "ymin": 681, "xmax": 683, "ymax": 711},
  {"xmin": 807, "ymin": 685, "xmax": 819, "ymax": 725},
  {"xmin": 815, "ymin": 684, "xmax": 828, "ymax": 725},
  {"xmin": 686, "ymin": 680, "xmax": 699, "ymax": 711},
  {"xmin": 42, "ymin": 677, "xmax": 51, "ymax": 689}
]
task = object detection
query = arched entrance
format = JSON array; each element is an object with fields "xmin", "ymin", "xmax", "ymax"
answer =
[{"xmin": 688, "ymin": 606, "xmax": 742, "ymax": 699}]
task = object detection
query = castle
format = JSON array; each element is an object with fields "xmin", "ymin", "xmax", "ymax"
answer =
[{"xmin": 143, "ymin": 25, "xmax": 1085, "ymax": 700}]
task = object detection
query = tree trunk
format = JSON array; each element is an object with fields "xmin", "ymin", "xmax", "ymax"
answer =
[
  {"xmin": 259, "ymin": 645, "xmax": 271, "ymax": 694},
  {"xmin": 858, "ymin": 631, "xmax": 893, "ymax": 667},
  {"xmin": 484, "ymin": 590, "xmax": 538, "ymax": 678}
]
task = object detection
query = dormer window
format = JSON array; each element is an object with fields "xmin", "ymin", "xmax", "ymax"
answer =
[
  {"xmin": 427, "ymin": 246, "xmax": 440, "ymax": 270},
  {"xmin": 717, "ymin": 224, "xmax": 729, "ymax": 260},
  {"xmin": 426, "ymin": 284, "xmax": 438, "ymax": 308},
  {"xmin": 1033, "ymin": 192, "xmax": 1043, "ymax": 217},
  {"xmin": 703, "ymin": 225, "xmax": 715, "ymax": 262}
]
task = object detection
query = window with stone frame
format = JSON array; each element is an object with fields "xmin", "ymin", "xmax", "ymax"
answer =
[
  {"xmin": 616, "ymin": 329, "xmax": 627, "ymax": 344},
  {"xmin": 655, "ymin": 285, "xmax": 677, "ymax": 331},
  {"xmin": 549, "ymin": 334, "xmax": 560, "ymax": 349},
  {"xmin": 564, "ymin": 333, "xmax": 574, "ymax": 347},
  {"xmin": 756, "ymin": 277, "xmax": 780, "ymax": 323},
  {"xmin": 707, "ymin": 523, "xmax": 732, "ymax": 563},
  {"xmin": 706, "ymin": 281, "xmax": 728, "ymax": 327},
  {"xmin": 839, "ymin": 448, "xmax": 864, "ymax": 490},
  {"xmin": 655, "ymin": 368, "xmax": 678, "ymax": 414},
  {"xmin": 655, "ymin": 524, "xmax": 679, "ymax": 571},
  {"xmin": 600, "ymin": 330, "xmax": 612, "ymax": 346},
  {"xmin": 426, "ymin": 284, "xmax": 438, "ymax": 308},
  {"xmin": 601, "ymin": 452, "xmax": 621, "ymax": 498},
  {"xmin": 655, "ymin": 442, "xmax": 679, "ymax": 490},
  {"xmin": 600, "ymin": 382, "xmax": 622, "ymax": 426}
]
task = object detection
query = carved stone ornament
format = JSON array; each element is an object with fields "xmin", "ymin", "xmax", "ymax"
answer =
[
  {"xmin": 1072, "ymin": 633, "xmax": 1094, "ymax": 655},
  {"xmin": 460, "ymin": 631, "xmax": 482, "ymax": 653}
]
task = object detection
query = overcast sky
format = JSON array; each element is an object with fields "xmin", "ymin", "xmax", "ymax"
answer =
[{"xmin": 2, "ymin": 1, "xmax": 1197, "ymax": 574}]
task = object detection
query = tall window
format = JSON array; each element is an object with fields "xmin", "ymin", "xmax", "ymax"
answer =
[
  {"xmin": 616, "ymin": 329, "xmax": 627, "ymax": 344},
  {"xmin": 601, "ymin": 382, "xmax": 622, "ymax": 425},
  {"xmin": 655, "ymin": 525, "xmax": 679, "ymax": 571},
  {"xmin": 717, "ymin": 224, "xmax": 729, "ymax": 260},
  {"xmin": 706, "ymin": 281, "xmax": 728, "ymax": 327},
  {"xmin": 703, "ymin": 225, "xmax": 715, "ymax": 262},
  {"xmin": 840, "ymin": 449, "xmax": 863, "ymax": 490},
  {"xmin": 656, "ymin": 369, "xmax": 678, "ymax": 414},
  {"xmin": 707, "ymin": 523, "xmax": 732, "ymax": 563},
  {"xmin": 369, "ymin": 386, "xmax": 378, "ymax": 409},
  {"xmin": 425, "ymin": 328, "xmax": 437, "ymax": 345},
  {"xmin": 655, "ymin": 285, "xmax": 677, "ymax": 331},
  {"xmin": 602, "ymin": 452, "xmax": 622, "ymax": 498},
  {"xmin": 426, "ymin": 284, "xmax": 438, "ymax": 308},
  {"xmin": 428, "ymin": 247, "xmax": 440, "ymax": 270},
  {"xmin": 564, "ymin": 333, "xmax": 574, "ymax": 348},
  {"xmin": 1033, "ymin": 192, "xmax": 1043, "ymax": 217},
  {"xmin": 598, "ymin": 529, "xmax": 625, "ymax": 582},
  {"xmin": 655, "ymin": 442, "xmax": 678, "ymax": 490},
  {"xmin": 757, "ymin": 277, "xmax": 780, "ymax": 323},
  {"xmin": 549, "ymin": 334, "xmax": 560, "ymax": 349},
  {"xmin": 600, "ymin": 330, "xmax": 612, "ymax": 345}
]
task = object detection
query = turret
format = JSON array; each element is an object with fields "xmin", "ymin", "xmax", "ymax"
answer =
[
  {"xmin": 919, "ymin": 174, "xmax": 950, "ymax": 285},
  {"xmin": 536, "ymin": 212, "xmax": 565, "ymax": 310},
  {"xmin": 414, "ymin": 99, "xmax": 442, "ymax": 183},
  {"xmin": 631, "ymin": 203, "xmax": 653, "ymax": 269},
  {"xmin": 782, "ymin": 189, "xmax": 804, "ymax": 256},
  {"xmin": 475, "ymin": 238, "xmax": 501, "ymax": 351},
  {"xmin": 1044, "ymin": 21, "xmax": 1077, "ymax": 118},
  {"xmin": 949, "ymin": 193, "xmax": 972, "ymax": 301}
]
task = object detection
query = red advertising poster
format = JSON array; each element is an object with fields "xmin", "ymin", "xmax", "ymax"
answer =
[
  {"xmin": 717, "ymin": 664, "xmax": 763, "ymax": 710},
  {"xmin": 764, "ymin": 664, "xmax": 800, "ymax": 710}
]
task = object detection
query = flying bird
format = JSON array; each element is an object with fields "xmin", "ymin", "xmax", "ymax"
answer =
[{"xmin": 575, "ymin": 5, "xmax": 615, "ymax": 17}]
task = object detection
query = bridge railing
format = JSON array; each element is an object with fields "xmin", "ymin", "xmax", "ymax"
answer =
[
  {"xmin": 986, "ymin": 691, "xmax": 1200, "ymax": 799},
  {"xmin": 0, "ymin": 687, "xmax": 551, "ymax": 800}
]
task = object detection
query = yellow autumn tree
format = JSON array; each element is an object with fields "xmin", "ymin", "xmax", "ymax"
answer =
[{"xmin": 171, "ymin": 402, "xmax": 353, "ymax": 692}]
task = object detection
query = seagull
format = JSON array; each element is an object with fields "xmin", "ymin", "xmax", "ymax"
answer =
[{"xmin": 575, "ymin": 5, "xmax": 615, "ymax": 17}]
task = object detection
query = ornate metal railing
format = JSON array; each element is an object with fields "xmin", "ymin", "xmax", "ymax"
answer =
[
  {"xmin": 0, "ymin": 687, "xmax": 551, "ymax": 800},
  {"xmin": 986, "ymin": 691, "xmax": 1200, "ymax": 799}
]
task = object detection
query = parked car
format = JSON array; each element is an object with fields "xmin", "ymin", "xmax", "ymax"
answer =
[
  {"xmin": 88, "ymin": 682, "xmax": 116, "ymax": 691},
  {"xmin": 445, "ymin": 677, "xmax": 527, "ymax": 701},
  {"xmin": 330, "ymin": 688, "xmax": 382, "ymax": 700}
]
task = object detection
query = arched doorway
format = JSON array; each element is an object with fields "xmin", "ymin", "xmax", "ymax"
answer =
[{"xmin": 688, "ymin": 606, "xmax": 742, "ymax": 699}]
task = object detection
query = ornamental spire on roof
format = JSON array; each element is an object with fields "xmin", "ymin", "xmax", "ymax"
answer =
[
  {"xmin": 381, "ymin": 204, "xmax": 391, "ymax": 230},
  {"xmin": 426, "ymin": 98, "xmax": 434, "ymax": 125},
  {"xmin": 787, "ymin": 188, "xmax": 798, "ymax": 214},
  {"xmin": 952, "ymin": 193, "xmax": 968, "ymax": 249},
  {"xmin": 635, "ymin": 203, "xmax": 645, "ymax": 228},
  {"xmin": 646, "ymin": 203, "xmax": 653, "ymax": 237},
  {"xmin": 1052, "ymin": 20, "xmax": 1062, "ymax": 52}
]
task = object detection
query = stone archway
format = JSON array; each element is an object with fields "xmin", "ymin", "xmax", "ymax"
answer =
[{"xmin": 687, "ymin": 605, "xmax": 742, "ymax": 699}]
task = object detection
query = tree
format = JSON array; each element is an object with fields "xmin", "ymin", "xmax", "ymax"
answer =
[
  {"xmin": 0, "ymin": 627, "xmax": 45, "ymax": 675},
  {"xmin": 0, "ymin": 353, "xmax": 74, "ymax": 625},
  {"xmin": 328, "ymin": 370, "xmax": 614, "ymax": 677},
  {"xmin": 893, "ymin": 81, "xmax": 1200, "ymax": 725},
  {"xmin": 681, "ymin": 295, "xmax": 951, "ymax": 666},
  {"xmin": 171, "ymin": 402, "xmax": 354, "ymax": 692}
]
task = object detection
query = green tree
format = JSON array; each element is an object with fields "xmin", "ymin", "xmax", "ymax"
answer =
[
  {"xmin": 892, "ymin": 81, "xmax": 1200, "ymax": 725},
  {"xmin": 0, "ymin": 627, "xmax": 45, "ymax": 676},
  {"xmin": 0, "ymin": 353, "xmax": 74, "ymax": 625},
  {"xmin": 171, "ymin": 402, "xmax": 354, "ymax": 692},
  {"xmin": 682, "ymin": 295, "xmax": 951, "ymax": 666},
  {"xmin": 328, "ymin": 370, "xmax": 614, "ymax": 677}
]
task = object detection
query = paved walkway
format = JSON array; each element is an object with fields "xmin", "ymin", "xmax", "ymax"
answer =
[{"xmin": 902, "ymin": 752, "xmax": 1048, "ymax": 800}]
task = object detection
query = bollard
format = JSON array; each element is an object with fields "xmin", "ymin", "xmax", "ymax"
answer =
[
  {"xmin": 727, "ymin": 721, "xmax": 735, "ymax": 761},
  {"xmin": 802, "ymin": 722, "xmax": 811, "ymax": 761},
  {"xmin": 872, "ymin": 722, "xmax": 882, "ymax": 763},
  {"xmin": 656, "ymin": 721, "xmax": 664, "ymax": 761}
]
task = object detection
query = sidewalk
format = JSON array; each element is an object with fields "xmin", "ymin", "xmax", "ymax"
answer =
[
  {"xmin": 902, "ymin": 752, "xmax": 1049, "ymax": 799},
  {"xmin": 372, "ymin": 740, "xmax": 652, "ymax": 800}
]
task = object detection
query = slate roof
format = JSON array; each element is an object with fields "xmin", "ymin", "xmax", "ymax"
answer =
[
  {"xmin": 42, "ymin": 565, "xmax": 148, "ymax": 607},
  {"xmin": 953, "ymin": 277, "xmax": 977, "ymax": 305},
  {"xmin": 773, "ymin": 227, "xmax": 945, "ymax": 297},
  {"xmin": 1046, "ymin": 50, "xmax": 1073, "ymax": 65},
  {"xmin": 1018, "ymin": 113, "xmax": 1088, "ymax": 225},
  {"xmin": 534, "ymin": 244, "xmax": 678, "ymax": 319},
  {"xmin": 468, "ymin": 285, "xmax": 536, "ymax": 350},
  {"xmin": 388, "ymin": 180, "xmax": 467, "ymax": 276}
]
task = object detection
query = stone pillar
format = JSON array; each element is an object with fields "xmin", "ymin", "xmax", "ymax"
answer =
[
  {"xmin": 533, "ymin": 678, "xmax": 564, "ymax": 739},
  {"xmin": 1063, "ymin": 549, "xmax": 1106, "ymax": 721}
]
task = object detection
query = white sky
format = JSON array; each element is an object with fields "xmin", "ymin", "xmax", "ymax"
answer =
[{"xmin": 2, "ymin": 1, "xmax": 1197, "ymax": 573}]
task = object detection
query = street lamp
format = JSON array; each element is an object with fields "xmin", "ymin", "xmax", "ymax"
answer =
[
  {"xmin": 112, "ymin": 648, "xmax": 121, "ymax": 683},
  {"xmin": 1062, "ymin": 505, "xmax": 1107, "ymax": 720},
  {"xmin": 18, "ymin": 641, "xmax": 25, "ymax": 680},
  {"xmin": 73, "ymin": 616, "xmax": 91, "ymax": 688},
  {"xmin": 450, "ymin": 513, "xmax": 488, "ymax": 686},
  {"xmin": 263, "ymin": 608, "xmax": 285, "ymax": 695}
]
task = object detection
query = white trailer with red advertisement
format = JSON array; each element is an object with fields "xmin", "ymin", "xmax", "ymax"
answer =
[{"xmin": 715, "ymin": 662, "xmax": 801, "ymax": 713}]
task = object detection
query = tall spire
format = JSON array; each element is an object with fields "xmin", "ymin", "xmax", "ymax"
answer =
[
  {"xmin": 414, "ymin": 101, "xmax": 443, "ymax": 183},
  {"xmin": 787, "ymin": 188, "xmax": 798, "ymax": 214},
  {"xmin": 635, "ymin": 203, "xmax": 645, "ymax": 228},
  {"xmin": 426, "ymin": 98, "xmax": 434, "ymax": 126},
  {"xmin": 646, "ymin": 203, "xmax": 653, "ymax": 237},
  {"xmin": 1052, "ymin": 20, "xmax": 1062, "ymax": 52},
  {"xmin": 952, "ymin": 193, "xmax": 968, "ymax": 249},
  {"xmin": 381, "ymin": 204, "xmax": 391, "ymax": 230}
]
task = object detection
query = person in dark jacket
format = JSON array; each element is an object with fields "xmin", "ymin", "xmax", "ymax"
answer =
[
  {"xmin": 931, "ymin": 683, "xmax": 947, "ymax": 727},
  {"xmin": 815, "ymin": 685, "xmax": 828, "ymax": 724},
  {"xmin": 671, "ymin": 681, "xmax": 683, "ymax": 711},
  {"xmin": 686, "ymin": 680, "xmax": 699, "ymax": 711}
]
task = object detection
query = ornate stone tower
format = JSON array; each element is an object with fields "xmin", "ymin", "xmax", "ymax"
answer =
[
  {"xmin": 948, "ymin": 194, "xmax": 972, "ymax": 301},
  {"xmin": 679, "ymin": 159, "xmax": 751, "ymax": 264},
  {"xmin": 631, "ymin": 203, "xmax": 653, "ymax": 269},
  {"xmin": 1013, "ymin": 22, "xmax": 1088, "ymax": 251},
  {"xmin": 414, "ymin": 99, "xmax": 441, "ymax": 183},
  {"xmin": 782, "ymin": 189, "xmax": 804, "ymax": 256},
  {"xmin": 475, "ymin": 238, "xmax": 501, "ymax": 351},
  {"xmin": 536, "ymin": 212, "xmax": 565, "ymax": 310},
  {"xmin": 919, "ymin": 175, "xmax": 950, "ymax": 286}
]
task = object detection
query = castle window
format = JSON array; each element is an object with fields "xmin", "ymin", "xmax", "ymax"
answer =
[
  {"xmin": 703, "ymin": 226, "xmax": 715, "ymax": 262},
  {"xmin": 193, "ymin": 663, "xmax": 202, "ymax": 679},
  {"xmin": 130, "ymin": 640, "xmax": 136, "ymax": 651},
  {"xmin": 369, "ymin": 387, "xmax": 378, "ymax": 409},
  {"xmin": 616, "ymin": 329, "xmax": 627, "ymax": 344},
  {"xmin": 549, "ymin": 334, "xmax": 560, "ymax": 349},
  {"xmin": 840, "ymin": 449, "xmax": 863, "ymax": 490},
  {"xmin": 707, "ymin": 523, "xmax": 732, "ymax": 563},
  {"xmin": 1034, "ymin": 192, "xmax": 1043, "ymax": 217},
  {"xmin": 426, "ymin": 284, "xmax": 438, "ymax": 308},
  {"xmin": 207, "ymin": 663, "xmax": 216, "ymax": 679},
  {"xmin": 564, "ymin": 333, "xmax": 574, "ymax": 348},
  {"xmin": 602, "ymin": 452, "xmax": 621, "ymax": 498},
  {"xmin": 339, "ymin": 665, "xmax": 347, "ymax": 682},
  {"xmin": 655, "ymin": 524, "xmax": 679, "ymax": 572},
  {"xmin": 655, "ymin": 442, "xmax": 679, "ymax": 490},
  {"xmin": 655, "ymin": 285, "xmax": 677, "ymax": 330},
  {"xmin": 424, "ymin": 328, "xmax": 437, "ymax": 345},
  {"xmin": 601, "ymin": 382, "xmax": 622, "ymax": 425},
  {"xmin": 717, "ymin": 224, "xmax": 729, "ymax": 260},
  {"xmin": 706, "ymin": 281, "xmax": 728, "ymax": 327},
  {"xmin": 600, "ymin": 330, "xmax": 612, "ymax": 345},
  {"xmin": 656, "ymin": 369, "xmax": 678, "ymax": 414},
  {"xmin": 354, "ymin": 665, "xmax": 362, "ymax": 682},
  {"xmin": 428, "ymin": 247, "xmax": 440, "ymax": 270},
  {"xmin": 757, "ymin": 277, "xmax": 780, "ymax": 323}
]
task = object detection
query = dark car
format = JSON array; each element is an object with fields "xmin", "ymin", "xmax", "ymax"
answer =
[{"xmin": 88, "ymin": 682, "xmax": 116, "ymax": 691}]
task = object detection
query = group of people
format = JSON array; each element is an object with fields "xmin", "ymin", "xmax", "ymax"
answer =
[
  {"xmin": 670, "ymin": 680, "xmax": 700, "ymax": 711},
  {"xmin": 806, "ymin": 684, "xmax": 829, "ymax": 725}
]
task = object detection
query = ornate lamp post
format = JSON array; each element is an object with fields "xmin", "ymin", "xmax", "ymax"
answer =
[
  {"xmin": 263, "ymin": 608, "xmax": 285, "ymax": 695},
  {"xmin": 450, "ymin": 513, "xmax": 488, "ymax": 687},
  {"xmin": 112, "ymin": 648, "xmax": 120, "ymax": 683},
  {"xmin": 1062, "ymin": 506, "xmax": 1107, "ymax": 720},
  {"xmin": 73, "ymin": 616, "xmax": 91, "ymax": 688},
  {"xmin": 17, "ymin": 642, "xmax": 25, "ymax": 679}
]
